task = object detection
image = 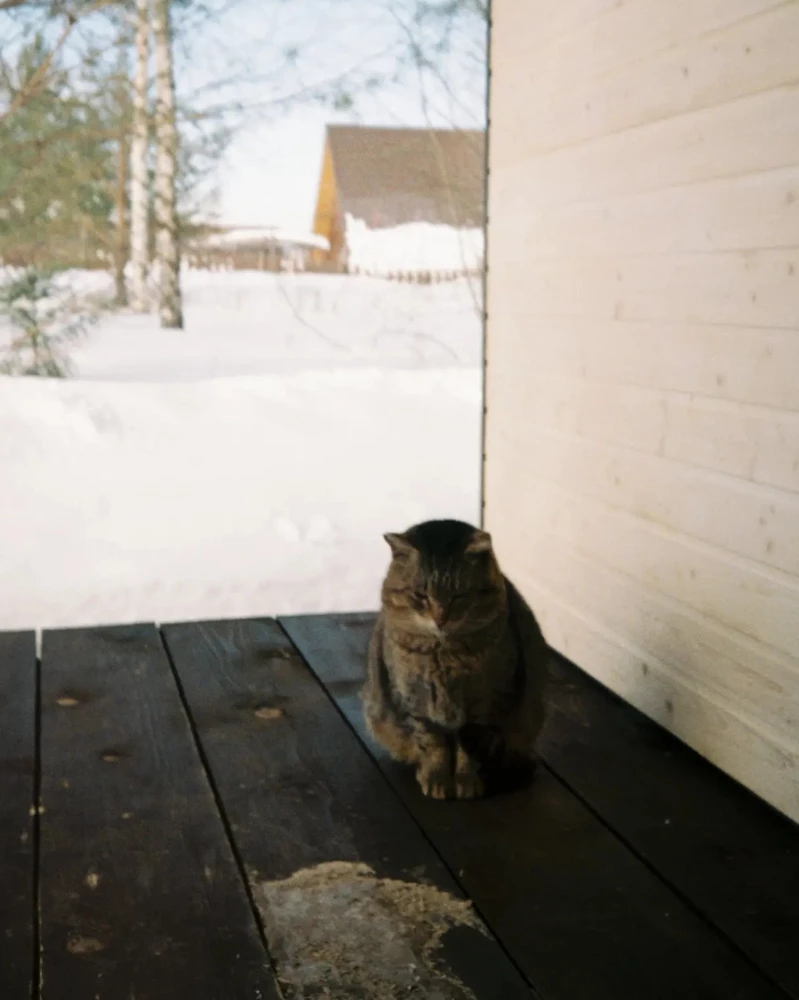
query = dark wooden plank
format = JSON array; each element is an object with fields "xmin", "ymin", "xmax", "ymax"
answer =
[
  {"xmin": 539, "ymin": 653, "xmax": 799, "ymax": 999},
  {"xmin": 162, "ymin": 617, "xmax": 534, "ymax": 1000},
  {"xmin": 0, "ymin": 631, "xmax": 36, "ymax": 1000},
  {"xmin": 282, "ymin": 612, "xmax": 789, "ymax": 1000},
  {"xmin": 39, "ymin": 624, "xmax": 278, "ymax": 1000}
]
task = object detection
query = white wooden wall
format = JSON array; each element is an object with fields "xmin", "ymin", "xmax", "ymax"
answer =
[{"xmin": 483, "ymin": 0, "xmax": 799, "ymax": 821}]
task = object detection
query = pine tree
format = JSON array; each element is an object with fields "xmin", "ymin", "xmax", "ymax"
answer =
[{"xmin": 0, "ymin": 36, "xmax": 116, "ymax": 268}]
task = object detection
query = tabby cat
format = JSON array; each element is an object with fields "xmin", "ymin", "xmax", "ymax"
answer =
[{"xmin": 362, "ymin": 518, "xmax": 548, "ymax": 800}]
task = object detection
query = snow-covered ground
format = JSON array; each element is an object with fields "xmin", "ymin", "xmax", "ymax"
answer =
[
  {"xmin": 63, "ymin": 269, "xmax": 482, "ymax": 380},
  {"xmin": 0, "ymin": 270, "xmax": 483, "ymax": 630}
]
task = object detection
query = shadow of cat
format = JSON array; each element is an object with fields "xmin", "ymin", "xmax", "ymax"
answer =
[{"xmin": 458, "ymin": 723, "xmax": 539, "ymax": 798}]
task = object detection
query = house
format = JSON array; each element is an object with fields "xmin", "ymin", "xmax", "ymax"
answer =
[
  {"xmin": 484, "ymin": 0, "xmax": 799, "ymax": 823},
  {"xmin": 312, "ymin": 124, "xmax": 485, "ymax": 275},
  {"xmin": 188, "ymin": 224, "xmax": 329, "ymax": 272}
]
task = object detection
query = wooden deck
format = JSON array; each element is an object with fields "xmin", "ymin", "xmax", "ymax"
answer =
[{"xmin": 1, "ymin": 614, "xmax": 797, "ymax": 1000}]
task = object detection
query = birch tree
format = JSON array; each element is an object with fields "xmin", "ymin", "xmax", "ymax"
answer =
[
  {"xmin": 111, "ymin": 38, "xmax": 130, "ymax": 306},
  {"xmin": 151, "ymin": 0, "xmax": 182, "ymax": 328},
  {"xmin": 128, "ymin": 0, "xmax": 150, "ymax": 312}
]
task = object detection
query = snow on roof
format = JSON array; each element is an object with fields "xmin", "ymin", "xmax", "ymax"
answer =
[
  {"xmin": 344, "ymin": 214, "xmax": 484, "ymax": 275},
  {"xmin": 199, "ymin": 227, "xmax": 330, "ymax": 251}
]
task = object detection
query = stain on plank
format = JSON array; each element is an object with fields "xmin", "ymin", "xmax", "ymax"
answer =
[
  {"xmin": 39, "ymin": 624, "xmax": 278, "ymax": 999},
  {"xmin": 162, "ymin": 617, "xmax": 532, "ymax": 1000},
  {"xmin": 282, "ymin": 612, "xmax": 786, "ymax": 1000},
  {"xmin": 0, "ymin": 631, "xmax": 36, "ymax": 999},
  {"xmin": 256, "ymin": 860, "xmax": 484, "ymax": 999}
]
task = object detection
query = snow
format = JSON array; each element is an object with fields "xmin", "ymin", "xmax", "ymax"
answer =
[
  {"xmin": 345, "ymin": 215, "xmax": 484, "ymax": 276},
  {"xmin": 0, "ymin": 269, "xmax": 482, "ymax": 630},
  {"xmin": 66, "ymin": 271, "xmax": 483, "ymax": 380},
  {"xmin": 200, "ymin": 227, "xmax": 329, "ymax": 250}
]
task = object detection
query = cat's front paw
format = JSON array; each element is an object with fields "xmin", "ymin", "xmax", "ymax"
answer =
[
  {"xmin": 453, "ymin": 744, "xmax": 486, "ymax": 800},
  {"xmin": 454, "ymin": 771, "xmax": 485, "ymax": 800},
  {"xmin": 416, "ymin": 765, "xmax": 455, "ymax": 800}
]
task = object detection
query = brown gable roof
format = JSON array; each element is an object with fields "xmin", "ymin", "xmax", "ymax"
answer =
[{"xmin": 326, "ymin": 124, "xmax": 485, "ymax": 230}]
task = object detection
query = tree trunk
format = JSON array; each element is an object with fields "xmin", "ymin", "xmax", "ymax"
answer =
[
  {"xmin": 129, "ymin": 0, "xmax": 150, "ymax": 313},
  {"xmin": 113, "ymin": 42, "xmax": 130, "ymax": 308},
  {"xmin": 114, "ymin": 127, "xmax": 130, "ymax": 306},
  {"xmin": 151, "ymin": 0, "xmax": 183, "ymax": 329}
]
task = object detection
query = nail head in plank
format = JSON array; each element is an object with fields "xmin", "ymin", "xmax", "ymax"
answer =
[
  {"xmin": 541, "ymin": 653, "xmax": 799, "ymax": 999},
  {"xmin": 0, "ymin": 631, "xmax": 36, "ymax": 1000},
  {"xmin": 282, "ymin": 612, "xmax": 786, "ymax": 1000},
  {"xmin": 39, "ymin": 624, "xmax": 278, "ymax": 1000},
  {"xmin": 162, "ymin": 617, "xmax": 534, "ymax": 1000}
]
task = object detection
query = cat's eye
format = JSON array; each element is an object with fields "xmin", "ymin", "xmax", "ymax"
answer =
[
  {"xmin": 411, "ymin": 591, "xmax": 428, "ymax": 604},
  {"xmin": 450, "ymin": 590, "xmax": 492, "ymax": 604}
]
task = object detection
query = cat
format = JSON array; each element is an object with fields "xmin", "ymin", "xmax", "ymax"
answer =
[{"xmin": 362, "ymin": 518, "xmax": 549, "ymax": 800}]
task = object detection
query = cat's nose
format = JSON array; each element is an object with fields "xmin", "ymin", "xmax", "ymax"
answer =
[{"xmin": 431, "ymin": 604, "xmax": 447, "ymax": 626}]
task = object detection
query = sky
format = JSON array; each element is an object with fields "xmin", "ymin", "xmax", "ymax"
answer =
[
  {"xmin": 0, "ymin": 0, "xmax": 487, "ymax": 233},
  {"xmin": 173, "ymin": 0, "xmax": 488, "ymax": 232}
]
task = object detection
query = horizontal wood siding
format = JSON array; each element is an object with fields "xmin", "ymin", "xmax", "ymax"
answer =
[{"xmin": 484, "ymin": 0, "xmax": 799, "ymax": 821}]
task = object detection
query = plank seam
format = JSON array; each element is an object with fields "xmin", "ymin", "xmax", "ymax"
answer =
[
  {"xmin": 501, "ymin": 425, "xmax": 799, "ymax": 510},
  {"xmin": 490, "ymin": 307, "xmax": 799, "ymax": 335},
  {"xmin": 157, "ymin": 627, "xmax": 281, "ymax": 989},
  {"xmin": 491, "ymin": 311, "xmax": 799, "ymax": 335},
  {"xmin": 504, "ymin": 454, "xmax": 799, "ymax": 586},
  {"xmin": 524, "ymin": 576, "xmax": 799, "ymax": 756},
  {"xmin": 493, "ymin": 372, "xmax": 799, "ymax": 421},
  {"xmin": 493, "ymin": 245, "xmax": 799, "ymax": 261},
  {"xmin": 490, "ymin": 162, "xmax": 799, "ymax": 218},
  {"xmin": 276, "ymin": 619, "xmax": 542, "ymax": 1000},
  {"xmin": 525, "ymin": 0, "xmax": 793, "ymax": 124},
  {"xmin": 33, "ymin": 648, "xmax": 41, "ymax": 1000},
  {"xmin": 504, "ymin": 74, "xmax": 799, "ymax": 166},
  {"xmin": 514, "ymin": 476, "xmax": 799, "ymax": 595}
]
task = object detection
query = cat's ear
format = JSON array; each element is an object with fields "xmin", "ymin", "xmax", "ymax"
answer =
[
  {"xmin": 465, "ymin": 530, "xmax": 492, "ymax": 555},
  {"xmin": 383, "ymin": 532, "xmax": 414, "ymax": 557}
]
